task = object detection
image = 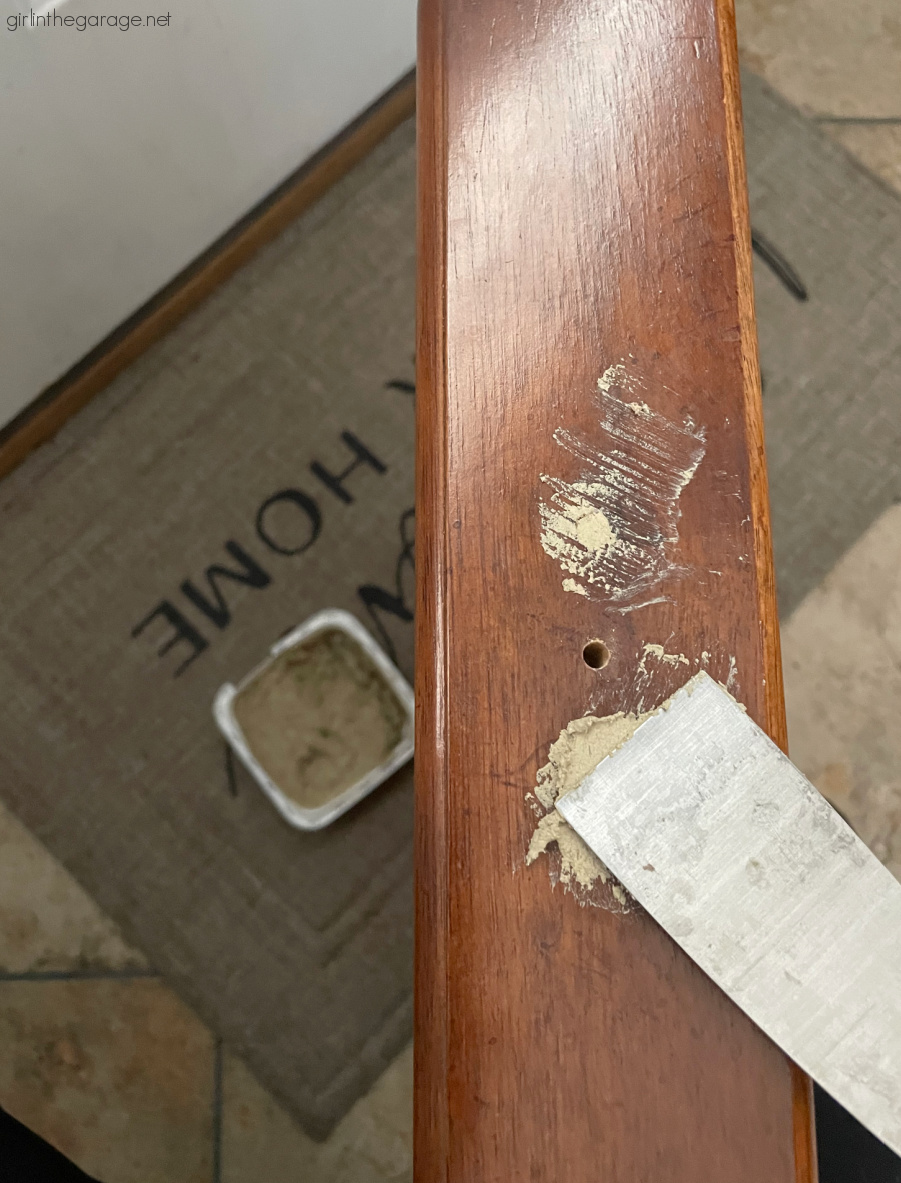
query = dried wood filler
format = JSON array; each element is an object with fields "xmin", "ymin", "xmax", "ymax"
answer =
[
  {"xmin": 233, "ymin": 629, "xmax": 406, "ymax": 809},
  {"xmin": 527, "ymin": 708, "xmax": 651, "ymax": 907}
]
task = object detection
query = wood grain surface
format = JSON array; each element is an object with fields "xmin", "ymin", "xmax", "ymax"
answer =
[{"xmin": 415, "ymin": 0, "xmax": 817, "ymax": 1179}]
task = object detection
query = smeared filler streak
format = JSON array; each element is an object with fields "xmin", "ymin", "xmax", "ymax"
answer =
[{"xmin": 539, "ymin": 363, "xmax": 706, "ymax": 601}]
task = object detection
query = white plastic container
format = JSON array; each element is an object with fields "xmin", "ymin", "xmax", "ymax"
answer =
[{"xmin": 213, "ymin": 609, "xmax": 414, "ymax": 831}]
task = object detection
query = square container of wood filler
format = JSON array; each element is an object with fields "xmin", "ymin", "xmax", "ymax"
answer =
[{"xmin": 213, "ymin": 609, "xmax": 414, "ymax": 831}]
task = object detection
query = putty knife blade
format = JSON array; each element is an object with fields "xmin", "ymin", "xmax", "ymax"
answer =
[{"xmin": 556, "ymin": 672, "xmax": 901, "ymax": 1155}]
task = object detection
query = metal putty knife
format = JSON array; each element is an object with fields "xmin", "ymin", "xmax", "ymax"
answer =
[{"xmin": 556, "ymin": 672, "xmax": 901, "ymax": 1155}]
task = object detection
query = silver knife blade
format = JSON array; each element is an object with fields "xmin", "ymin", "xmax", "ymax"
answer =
[{"xmin": 556, "ymin": 672, "xmax": 901, "ymax": 1155}]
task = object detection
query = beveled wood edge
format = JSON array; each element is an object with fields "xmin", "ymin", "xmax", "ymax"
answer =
[
  {"xmin": 0, "ymin": 70, "xmax": 416, "ymax": 485},
  {"xmin": 714, "ymin": 2, "xmax": 817, "ymax": 1177},
  {"xmin": 413, "ymin": 1, "xmax": 449, "ymax": 1180}
]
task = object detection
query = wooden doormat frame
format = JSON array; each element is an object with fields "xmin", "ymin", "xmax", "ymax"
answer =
[{"xmin": 0, "ymin": 69, "xmax": 415, "ymax": 486}]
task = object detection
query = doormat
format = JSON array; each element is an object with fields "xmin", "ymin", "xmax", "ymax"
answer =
[{"xmin": 0, "ymin": 120, "xmax": 416, "ymax": 1141}]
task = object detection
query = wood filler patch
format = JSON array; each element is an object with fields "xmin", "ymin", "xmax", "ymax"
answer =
[
  {"xmin": 233, "ymin": 629, "xmax": 406, "ymax": 809},
  {"xmin": 526, "ymin": 670, "xmax": 739, "ymax": 906},
  {"xmin": 529, "ymin": 365, "xmax": 713, "ymax": 905},
  {"xmin": 526, "ymin": 710, "xmax": 651, "ymax": 909},
  {"xmin": 539, "ymin": 362, "xmax": 706, "ymax": 602}
]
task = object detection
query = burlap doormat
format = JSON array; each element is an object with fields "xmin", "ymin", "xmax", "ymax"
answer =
[
  {"xmin": 1, "ymin": 69, "xmax": 900, "ymax": 1144},
  {"xmin": 0, "ymin": 120, "xmax": 416, "ymax": 1140}
]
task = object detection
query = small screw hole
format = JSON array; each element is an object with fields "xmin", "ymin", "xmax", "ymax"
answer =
[{"xmin": 582, "ymin": 640, "xmax": 610, "ymax": 670}]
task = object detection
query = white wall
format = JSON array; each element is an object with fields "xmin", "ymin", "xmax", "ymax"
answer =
[{"xmin": 0, "ymin": 0, "xmax": 416, "ymax": 427}]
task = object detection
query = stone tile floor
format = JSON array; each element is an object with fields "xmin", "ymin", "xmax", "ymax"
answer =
[
  {"xmin": 0, "ymin": 1, "xmax": 899, "ymax": 1178},
  {"xmin": 0, "ymin": 977, "xmax": 214, "ymax": 1183},
  {"xmin": 736, "ymin": 0, "xmax": 901, "ymax": 195},
  {"xmin": 0, "ymin": 797, "xmax": 413, "ymax": 1182}
]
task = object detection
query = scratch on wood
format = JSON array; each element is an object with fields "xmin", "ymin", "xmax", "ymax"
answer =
[
  {"xmin": 611, "ymin": 595, "xmax": 672, "ymax": 614},
  {"xmin": 540, "ymin": 362, "xmax": 706, "ymax": 602},
  {"xmin": 632, "ymin": 640, "xmax": 694, "ymax": 713},
  {"xmin": 640, "ymin": 642, "xmax": 689, "ymax": 670}
]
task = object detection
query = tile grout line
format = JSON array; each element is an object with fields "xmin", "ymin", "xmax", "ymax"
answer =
[
  {"xmin": 212, "ymin": 1037, "xmax": 224, "ymax": 1183},
  {"xmin": 0, "ymin": 967, "xmax": 160, "ymax": 983},
  {"xmin": 815, "ymin": 116, "xmax": 901, "ymax": 125}
]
